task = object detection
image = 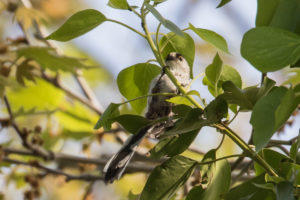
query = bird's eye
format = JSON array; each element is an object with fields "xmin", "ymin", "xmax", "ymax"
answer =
[{"xmin": 178, "ymin": 56, "xmax": 183, "ymax": 61}]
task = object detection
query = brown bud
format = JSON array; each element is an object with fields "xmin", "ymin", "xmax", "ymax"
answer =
[
  {"xmin": 34, "ymin": 125, "xmax": 42, "ymax": 133},
  {"xmin": 6, "ymin": 2, "xmax": 18, "ymax": 12},
  {"xmin": 0, "ymin": 65, "xmax": 10, "ymax": 77},
  {"xmin": 0, "ymin": 44, "xmax": 7, "ymax": 54},
  {"xmin": 24, "ymin": 190, "xmax": 34, "ymax": 200},
  {"xmin": 28, "ymin": 160, "xmax": 39, "ymax": 167}
]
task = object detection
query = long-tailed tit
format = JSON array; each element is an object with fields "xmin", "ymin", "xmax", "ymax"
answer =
[{"xmin": 103, "ymin": 52, "xmax": 191, "ymax": 183}]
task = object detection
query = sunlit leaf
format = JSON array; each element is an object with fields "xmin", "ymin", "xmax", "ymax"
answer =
[
  {"xmin": 7, "ymin": 78, "xmax": 64, "ymax": 111},
  {"xmin": 56, "ymin": 102, "xmax": 98, "ymax": 132},
  {"xmin": 189, "ymin": 23, "xmax": 229, "ymax": 53},
  {"xmin": 0, "ymin": 75, "xmax": 15, "ymax": 97},
  {"xmin": 46, "ymin": 9, "xmax": 106, "ymax": 41},
  {"xmin": 15, "ymin": 7, "xmax": 46, "ymax": 30},
  {"xmin": 94, "ymin": 103, "xmax": 120, "ymax": 130},
  {"xmin": 218, "ymin": 65, "xmax": 242, "ymax": 89},
  {"xmin": 108, "ymin": 0, "xmax": 129, "ymax": 10},
  {"xmin": 117, "ymin": 63, "xmax": 161, "ymax": 114},
  {"xmin": 16, "ymin": 47, "xmax": 89, "ymax": 72},
  {"xmin": 166, "ymin": 96, "xmax": 193, "ymax": 106},
  {"xmin": 241, "ymin": 27, "xmax": 300, "ymax": 72},
  {"xmin": 140, "ymin": 155, "xmax": 197, "ymax": 200},
  {"xmin": 204, "ymin": 53, "xmax": 223, "ymax": 96}
]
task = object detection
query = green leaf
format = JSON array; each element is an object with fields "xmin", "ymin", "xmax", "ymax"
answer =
[
  {"xmin": 220, "ymin": 78, "xmax": 275, "ymax": 111},
  {"xmin": 7, "ymin": 78, "xmax": 64, "ymax": 111},
  {"xmin": 216, "ymin": 0, "xmax": 232, "ymax": 8},
  {"xmin": 163, "ymin": 108, "xmax": 209, "ymax": 137},
  {"xmin": 41, "ymin": 131, "xmax": 60, "ymax": 150},
  {"xmin": 112, "ymin": 114, "xmax": 150, "ymax": 133},
  {"xmin": 204, "ymin": 97, "xmax": 228, "ymax": 123},
  {"xmin": 256, "ymin": 0, "xmax": 281, "ymax": 26},
  {"xmin": 224, "ymin": 174, "xmax": 266, "ymax": 200},
  {"xmin": 218, "ymin": 65, "xmax": 242, "ymax": 89},
  {"xmin": 275, "ymin": 181, "xmax": 294, "ymax": 200},
  {"xmin": 17, "ymin": 47, "xmax": 88, "ymax": 72},
  {"xmin": 205, "ymin": 53, "xmax": 223, "ymax": 96},
  {"xmin": 166, "ymin": 96, "xmax": 194, "ymax": 106},
  {"xmin": 284, "ymin": 69, "xmax": 300, "ymax": 85},
  {"xmin": 254, "ymin": 149, "xmax": 292, "ymax": 177},
  {"xmin": 248, "ymin": 189, "xmax": 276, "ymax": 200},
  {"xmin": 290, "ymin": 131, "xmax": 300, "ymax": 161},
  {"xmin": 172, "ymin": 104, "xmax": 193, "ymax": 117},
  {"xmin": 251, "ymin": 87, "xmax": 299, "ymax": 151},
  {"xmin": 94, "ymin": 103, "xmax": 120, "ymax": 130},
  {"xmin": 62, "ymin": 130, "xmax": 92, "ymax": 140},
  {"xmin": 204, "ymin": 61, "xmax": 242, "ymax": 98},
  {"xmin": 241, "ymin": 27, "xmax": 300, "ymax": 72},
  {"xmin": 159, "ymin": 32, "xmax": 195, "ymax": 77},
  {"xmin": 199, "ymin": 149, "xmax": 216, "ymax": 185},
  {"xmin": 145, "ymin": 3, "xmax": 184, "ymax": 37},
  {"xmin": 140, "ymin": 155, "xmax": 197, "ymax": 200},
  {"xmin": 55, "ymin": 101, "xmax": 98, "ymax": 132},
  {"xmin": 189, "ymin": 23, "xmax": 229, "ymax": 53},
  {"xmin": 265, "ymin": 174, "xmax": 286, "ymax": 184},
  {"xmin": 46, "ymin": 9, "xmax": 106, "ymax": 41},
  {"xmin": 117, "ymin": 63, "xmax": 161, "ymax": 114},
  {"xmin": 194, "ymin": 157, "xmax": 231, "ymax": 200},
  {"xmin": 221, "ymin": 81, "xmax": 254, "ymax": 110},
  {"xmin": 251, "ymin": 87, "xmax": 286, "ymax": 151},
  {"xmin": 128, "ymin": 190, "xmax": 140, "ymax": 200},
  {"xmin": 150, "ymin": 129, "xmax": 199, "ymax": 159},
  {"xmin": 186, "ymin": 186, "xmax": 205, "ymax": 200},
  {"xmin": 256, "ymin": 0, "xmax": 300, "ymax": 33},
  {"xmin": 16, "ymin": 61, "xmax": 37, "ymax": 86},
  {"xmin": 108, "ymin": 0, "xmax": 129, "ymax": 10}
]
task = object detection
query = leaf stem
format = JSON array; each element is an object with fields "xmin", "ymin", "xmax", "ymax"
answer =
[
  {"xmin": 216, "ymin": 123, "xmax": 278, "ymax": 177},
  {"xmin": 121, "ymin": 92, "xmax": 177, "ymax": 105},
  {"xmin": 197, "ymin": 154, "xmax": 244, "ymax": 166},
  {"xmin": 107, "ymin": 19, "xmax": 146, "ymax": 38}
]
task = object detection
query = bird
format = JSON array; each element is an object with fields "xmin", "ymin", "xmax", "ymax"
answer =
[{"xmin": 103, "ymin": 52, "xmax": 191, "ymax": 183}]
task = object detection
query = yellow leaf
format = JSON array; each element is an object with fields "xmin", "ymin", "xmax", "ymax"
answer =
[{"xmin": 15, "ymin": 7, "xmax": 47, "ymax": 30}]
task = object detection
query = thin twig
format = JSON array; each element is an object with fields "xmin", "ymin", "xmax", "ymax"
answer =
[
  {"xmin": 82, "ymin": 181, "xmax": 95, "ymax": 200},
  {"xmin": 3, "ymin": 96, "xmax": 52, "ymax": 159},
  {"xmin": 269, "ymin": 136, "xmax": 298, "ymax": 146},
  {"xmin": 2, "ymin": 157, "xmax": 104, "ymax": 182}
]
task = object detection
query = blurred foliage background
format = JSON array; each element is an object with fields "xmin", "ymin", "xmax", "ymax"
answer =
[{"xmin": 0, "ymin": 0, "xmax": 299, "ymax": 199}]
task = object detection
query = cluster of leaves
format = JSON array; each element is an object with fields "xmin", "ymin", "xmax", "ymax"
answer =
[
  {"xmin": 1, "ymin": 0, "xmax": 300, "ymax": 199},
  {"xmin": 0, "ymin": 1, "xmax": 109, "ymax": 198},
  {"xmin": 44, "ymin": 0, "xmax": 300, "ymax": 199}
]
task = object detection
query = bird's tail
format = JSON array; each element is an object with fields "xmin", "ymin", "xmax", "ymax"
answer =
[{"xmin": 103, "ymin": 125, "xmax": 152, "ymax": 183}]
